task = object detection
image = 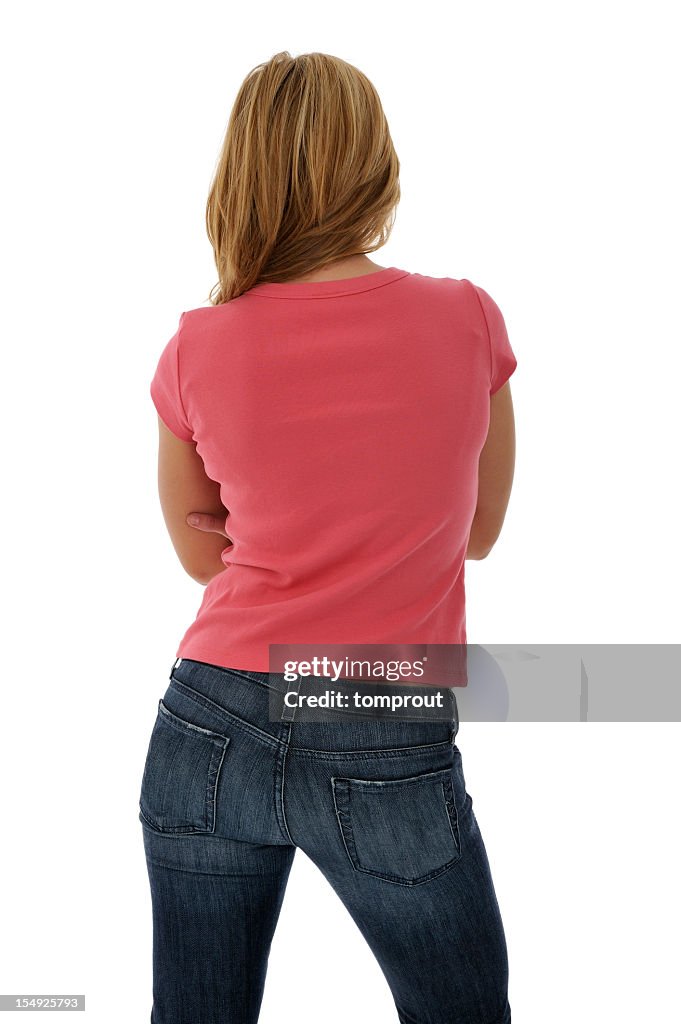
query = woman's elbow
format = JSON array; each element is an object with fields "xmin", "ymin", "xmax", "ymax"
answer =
[
  {"xmin": 182, "ymin": 558, "xmax": 225, "ymax": 586},
  {"xmin": 466, "ymin": 539, "xmax": 494, "ymax": 560},
  {"xmin": 465, "ymin": 520, "xmax": 499, "ymax": 560},
  {"xmin": 186, "ymin": 567, "xmax": 212, "ymax": 586}
]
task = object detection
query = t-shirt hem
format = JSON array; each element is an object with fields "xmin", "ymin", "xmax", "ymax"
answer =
[
  {"xmin": 176, "ymin": 641, "xmax": 277, "ymax": 674},
  {"xmin": 175, "ymin": 632, "xmax": 469, "ymax": 676}
]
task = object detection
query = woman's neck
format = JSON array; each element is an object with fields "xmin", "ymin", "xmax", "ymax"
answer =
[{"xmin": 282, "ymin": 255, "xmax": 387, "ymax": 284}]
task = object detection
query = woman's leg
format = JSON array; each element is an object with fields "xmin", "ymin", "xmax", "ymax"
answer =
[
  {"xmin": 284, "ymin": 728, "xmax": 511, "ymax": 1024},
  {"xmin": 141, "ymin": 827, "xmax": 295, "ymax": 1024},
  {"xmin": 137, "ymin": 667, "xmax": 297, "ymax": 1023}
]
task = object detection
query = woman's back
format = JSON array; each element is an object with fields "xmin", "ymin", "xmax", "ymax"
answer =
[{"xmin": 151, "ymin": 265, "xmax": 517, "ymax": 672}]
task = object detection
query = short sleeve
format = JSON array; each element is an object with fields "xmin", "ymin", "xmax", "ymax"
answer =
[
  {"xmin": 467, "ymin": 281, "xmax": 518, "ymax": 395},
  {"xmin": 150, "ymin": 313, "xmax": 194, "ymax": 441}
]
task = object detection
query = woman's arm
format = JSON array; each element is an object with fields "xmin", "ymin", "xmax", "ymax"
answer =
[
  {"xmin": 170, "ymin": 378, "xmax": 515, "ymax": 573},
  {"xmin": 466, "ymin": 381, "xmax": 516, "ymax": 559},
  {"xmin": 156, "ymin": 416, "xmax": 232, "ymax": 585}
]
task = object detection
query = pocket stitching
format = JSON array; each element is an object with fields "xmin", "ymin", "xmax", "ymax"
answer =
[
  {"xmin": 139, "ymin": 699, "xmax": 230, "ymax": 835},
  {"xmin": 331, "ymin": 768, "xmax": 462, "ymax": 887},
  {"xmin": 169, "ymin": 677, "xmax": 281, "ymax": 751},
  {"xmin": 157, "ymin": 698, "xmax": 229, "ymax": 742},
  {"xmin": 331, "ymin": 779, "xmax": 359, "ymax": 876}
]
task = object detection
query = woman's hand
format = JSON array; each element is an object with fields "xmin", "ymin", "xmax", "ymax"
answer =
[
  {"xmin": 186, "ymin": 512, "xmax": 233, "ymax": 545},
  {"xmin": 155, "ymin": 417, "xmax": 232, "ymax": 585}
]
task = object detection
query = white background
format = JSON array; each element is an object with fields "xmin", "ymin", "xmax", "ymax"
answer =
[{"xmin": 1, "ymin": 1, "xmax": 679, "ymax": 1021}]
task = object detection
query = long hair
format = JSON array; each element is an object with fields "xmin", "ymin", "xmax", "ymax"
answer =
[{"xmin": 205, "ymin": 51, "xmax": 401, "ymax": 304}]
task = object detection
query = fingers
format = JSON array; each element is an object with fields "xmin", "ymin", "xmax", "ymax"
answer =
[{"xmin": 186, "ymin": 512, "xmax": 230, "ymax": 538}]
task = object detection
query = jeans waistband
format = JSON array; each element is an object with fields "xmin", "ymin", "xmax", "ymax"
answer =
[{"xmin": 170, "ymin": 657, "xmax": 459, "ymax": 733}]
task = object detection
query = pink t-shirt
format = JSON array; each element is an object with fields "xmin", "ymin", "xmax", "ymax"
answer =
[{"xmin": 150, "ymin": 267, "xmax": 517, "ymax": 672}]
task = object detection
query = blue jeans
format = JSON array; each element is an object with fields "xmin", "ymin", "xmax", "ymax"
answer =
[{"xmin": 138, "ymin": 659, "xmax": 511, "ymax": 1023}]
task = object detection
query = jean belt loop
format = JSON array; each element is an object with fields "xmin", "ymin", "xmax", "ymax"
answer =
[
  {"xmin": 280, "ymin": 676, "xmax": 302, "ymax": 722},
  {"xmin": 447, "ymin": 689, "xmax": 458, "ymax": 743}
]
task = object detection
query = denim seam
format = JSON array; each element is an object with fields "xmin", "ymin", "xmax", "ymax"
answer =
[
  {"xmin": 335, "ymin": 767, "xmax": 454, "ymax": 790},
  {"xmin": 173, "ymin": 663, "xmax": 458, "ymax": 724},
  {"xmin": 330, "ymin": 771, "xmax": 462, "ymax": 886},
  {"xmin": 171, "ymin": 667, "xmax": 280, "ymax": 708},
  {"xmin": 158, "ymin": 698, "xmax": 229, "ymax": 741},
  {"xmin": 138, "ymin": 737, "xmax": 227, "ymax": 835},
  {"xmin": 206, "ymin": 739, "xmax": 228, "ymax": 833},
  {"xmin": 441, "ymin": 776, "xmax": 461, "ymax": 853},
  {"xmin": 141, "ymin": 852, "xmax": 296, "ymax": 875},
  {"xmin": 138, "ymin": 701, "xmax": 230, "ymax": 835},
  {"xmin": 275, "ymin": 728, "xmax": 295, "ymax": 845},
  {"xmin": 287, "ymin": 739, "xmax": 454, "ymax": 760},
  {"xmin": 173, "ymin": 661, "xmax": 274, "ymax": 690},
  {"xmin": 169, "ymin": 677, "xmax": 282, "ymax": 751},
  {"xmin": 170, "ymin": 678, "xmax": 454, "ymax": 758},
  {"xmin": 331, "ymin": 778, "xmax": 356, "ymax": 871},
  {"xmin": 169, "ymin": 676, "xmax": 456, "ymax": 766},
  {"xmin": 138, "ymin": 805, "xmax": 217, "ymax": 836}
]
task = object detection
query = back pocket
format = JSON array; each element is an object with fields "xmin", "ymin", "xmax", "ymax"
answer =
[
  {"xmin": 138, "ymin": 698, "xmax": 230, "ymax": 834},
  {"xmin": 332, "ymin": 766, "xmax": 461, "ymax": 886}
]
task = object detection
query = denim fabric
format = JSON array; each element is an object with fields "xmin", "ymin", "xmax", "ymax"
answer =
[{"xmin": 139, "ymin": 659, "xmax": 511, "ymax": 1024}]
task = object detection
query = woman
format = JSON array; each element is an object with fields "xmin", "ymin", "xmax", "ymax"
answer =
[{"xmin": 139, "ymin": 50, "xmax": 517, "ymax": 1024}]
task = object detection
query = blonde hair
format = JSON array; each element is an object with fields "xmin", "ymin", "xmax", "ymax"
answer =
[{"xmin": 205, "ymin": 50, "xmax": 401, "ymax": 304}]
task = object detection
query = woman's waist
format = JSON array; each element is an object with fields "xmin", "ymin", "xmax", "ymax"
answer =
[{"xmin": 168, "ymin": 656, "xmax": 459, "ymax": 747}]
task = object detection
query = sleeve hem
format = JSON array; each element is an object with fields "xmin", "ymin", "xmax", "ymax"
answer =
[
  {"xmin": 490, "ymin": 357, "xmax": 518, "ymax": 395},
  {"xmin": 150, "ymin": 380, "xmax": 195, "ymax": 442},
  {"xmin": 462, "ymin": 278, "xmax": 516, "ymax": 395},
  {"xmin": 174, "ymin": 311, "xmax": 193, "ymax": 431}
]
